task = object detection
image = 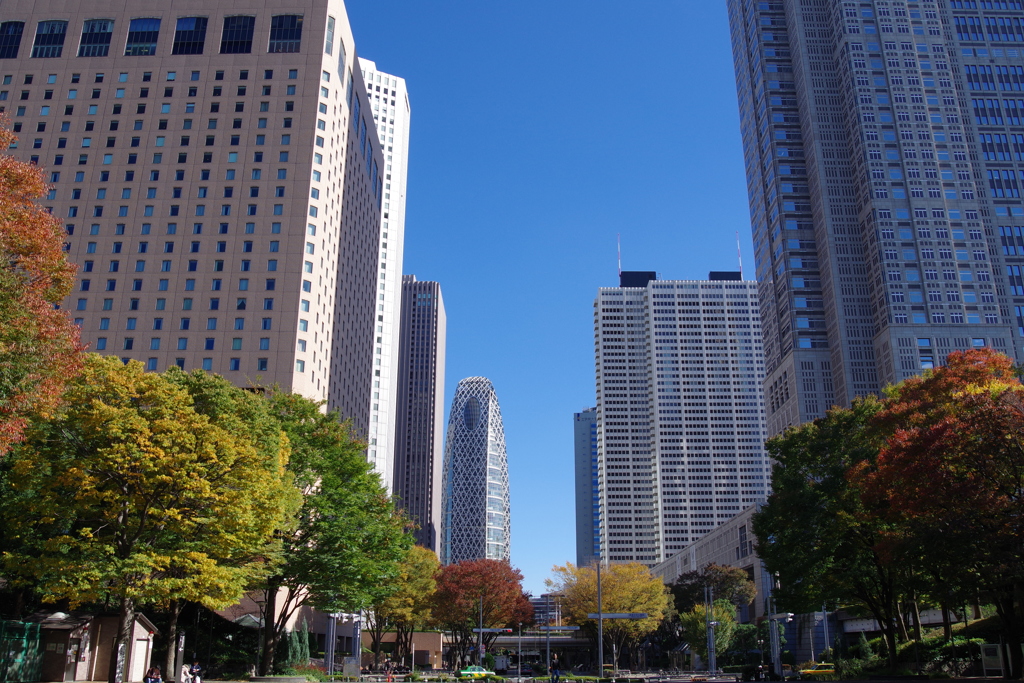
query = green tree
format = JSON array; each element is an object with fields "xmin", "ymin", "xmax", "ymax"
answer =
[
  {"xmin": 671, "ymin": 563, "xmax": 757, "ymax": 614},
  {"xmin": 548, "ymin": 562, "xmax": 670, "ymax": 673},
  {"xmin": 678, "ymin": 601, "xmax": 737, "ymax": 666},
  {"xmin": 258, "ymin": 392, "xmax": 411, "ymax": 674},
  {"xmin": 367, "ymin": 545, "xmax": 439, "ymax": 667},
  {"xmin": 1, "ymin": 355, "xmax": 296, "ymax": 683},
  {"xmin": 752, "ymin": 397, "xmax": 908, "ymax": 668},
  {"xmin": 0, "ymin": 124, "xmax": 82, "ymax": 455}
]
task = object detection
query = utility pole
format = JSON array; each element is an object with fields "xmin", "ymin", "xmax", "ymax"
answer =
[
  {"xmin": 478, "ymin": 597, "xmax": 484, "ymax": 666},
  {"xmin": 596, "ymin": 562, "xmax": 603, "ymax": 678},
  {"xmin": 546, "ymin": 594, "xmax": 551, "ymax": 674},
  {"xmin": 517, "ymin": 623, "xmax": 522, "ymax": 681}
]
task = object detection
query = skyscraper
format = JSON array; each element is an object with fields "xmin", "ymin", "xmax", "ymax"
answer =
[
  {"xmin": 358, "ymin": 58, "xmax": 410, "ymax": 491},
  {"xmin": 440, "ymin": 376, "xmax": 510, "ymax": 565},
  {"xmin": 394, "ymin": 275, "xmax": 446, "ymax": 551},
  {"xmin": 595, "ymin": 271, "xmax": 769, "ymax": 566},
  {"xmin": 728, "ymin": 0, "xmax": 1024, "ymax": 436},
  {"xmin": 0, "ymin": 0, "xmax": 385, "ymax": 437},
  {"xmin": 573, "ymin": 407, "xmax": 599, "ymax": 568}
]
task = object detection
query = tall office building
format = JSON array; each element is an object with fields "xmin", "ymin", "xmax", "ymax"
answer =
[
  {"xmin": 595, "ymin": 271, "xmax": 769, "ymax": 566},
  {"xmin": 357, "ymin": 58, "xmax": 409, "ymax": 491},
  {"xmin": 573, "ymin": 407, "xmax": 599, "ymax": 568},
  {"xmin": 440, "ymin": 376, "xmax": 511, "ymax": 565},
  {"xmin": 728, "ymin": 0, "xmax": 1024, "ymax": 436},
  {"xmin": 0, "ymin": 0, "xmax": 386, "ymax": 436},
  {"xmin": 394, "ymin": 275, "xmax": 446, "ymax": 551}
]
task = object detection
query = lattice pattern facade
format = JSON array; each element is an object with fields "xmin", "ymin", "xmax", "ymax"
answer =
[{"xmin": 440, "ymin": 377, "xmax": 510, "ymax": 565}]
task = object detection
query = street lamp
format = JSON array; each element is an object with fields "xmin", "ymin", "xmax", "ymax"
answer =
[{"xmin": 517, "ymin": 623, "xmax": 522, "ymax": 682}]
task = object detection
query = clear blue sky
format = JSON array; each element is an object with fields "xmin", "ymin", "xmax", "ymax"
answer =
[{"xmin": 346, "ymin": 0, "xmax": 752, "ymax": 596}]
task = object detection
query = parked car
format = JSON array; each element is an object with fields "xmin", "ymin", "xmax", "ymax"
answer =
[{"xmin": 460, "ymin": 666, "xmax": 496, "ymax": 679}]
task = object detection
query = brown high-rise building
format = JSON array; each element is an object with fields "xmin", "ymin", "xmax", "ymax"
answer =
[
  {"xmin": 394, "ymin": 275, "xmax": 446, "ymax": 551},
  {"xmin": 0, "ymin": 0, "xmax": 387, "ymax": 439}
]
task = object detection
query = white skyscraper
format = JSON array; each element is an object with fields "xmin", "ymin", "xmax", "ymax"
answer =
[
  {"xmin": 358, "ymin": 58, "xmax": 410, "ymax": 491},
  {"xmin": 595, "ymin": 271, "xmax": 770, "ymax": 566}
]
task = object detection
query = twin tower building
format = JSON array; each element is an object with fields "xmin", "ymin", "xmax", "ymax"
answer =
[{"xmin": 0, "ymin": 0, "xmax": 507, "ymax": 564}]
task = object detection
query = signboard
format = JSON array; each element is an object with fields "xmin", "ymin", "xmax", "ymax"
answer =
[{"xmin": 586, "ymin": 613, "xmax": 648, "ymax": 619}]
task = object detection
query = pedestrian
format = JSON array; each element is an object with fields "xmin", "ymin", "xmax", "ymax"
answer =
[
  {"xmin": 189, "ymin": 661, "xmax": 202, "ymax": 683},
  {"xmin": 144, "ymin": 667, "xmax": 163, "ymax": 683},
  {"xmin": 551, "ymin": 655, "xmax": 560, "ymax": 683},
  {"xmin": 180, "ymin": 664, "xmax": 191, "ymax": 683}
]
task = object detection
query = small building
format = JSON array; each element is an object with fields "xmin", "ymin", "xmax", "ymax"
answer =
[{"xmin": 20, "ymin": 611, "xmax": 158, "ymax": 683}]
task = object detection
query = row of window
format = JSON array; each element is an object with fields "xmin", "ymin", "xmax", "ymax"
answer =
[
  {"xmin": 35, "ymin": 150, "xmax": 294, "ymax": 166},
  {"xmin": 4, "ymin": 68, "xmax": 295, "ymax": 85},
  {"xmin": 82, "ymin": 259, "xmax": 283, "ymax": 273},
  {"xmin": 885, "ymin": 269, "xmax": 993, "ymax": 282},
  {"xmin": 893, "ymin": 311, "xmax": 999, "ymax": 324},
  {"xmin": 79, "ymin": 239, "xmax": 310, "ymax": 254},
  {"xmin": 23, "ymin": 118, "xmax": 295, "ymax": 135},
  {"xmin": 0, "ymin": 15, "xmax": 303, "ymax": 59},
  {"xmin": 4, "ymin": 84, "xmax": 297, "ymax": 101},
  {"xmin": 66, "ymin": 202, "xmax": 291, "ymax": 217},
  {"xmin": 72, "ymin": 295, "xmax": 313, "ymax": 314},
  {"xmin": 56, "ymin": 185, "xmax": 290, "ymax": 200},
  {"xmin": 87, "ymin": 355, "xmax": 277, "ymax": 373},
  {"xmin": 78, "ymin": 288, "xmax": 288, "ymax": 306},
  {"xmin": 883, "ymin": 248, "xmax": 988, "ymax": 260},
  {"xmin": 5, "ymin": 100, "xmax": 297, "ymax": 119},
  {"xmin": 32, "ymin": 133, "xmax": 297, "ymax": 147},
  {"xmin": 66, "ymin": 221, "xmax": 290, "ymax": 236},
  {"xmin": 54, "ymin": 168, "xmax": 296, "ymax": 184}
]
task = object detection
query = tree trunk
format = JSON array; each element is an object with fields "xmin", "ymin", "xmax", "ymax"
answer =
[
  {"xmin": 164, "ymin": 600, "xmax": 182, "ymax": 681},
  {"xmin": 896, "ymin": 608, "xmax": 910, "ymax": 643},
  {"xmin": 911, "ymin": 600, "xmax": 922, "ymax": 642},
  {"xmin": 261, "ymin": 584, "xmax": 278, "ymax": 676},
  {"xmin": 940, "ymin": 601, "xmax": 953, "ymax": 641},
  {"xmin": 108, "ymin": 595, "xmax": 136, "ymax": 683}
]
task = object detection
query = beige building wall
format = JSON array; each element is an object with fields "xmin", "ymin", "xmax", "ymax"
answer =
[{"xmin": 0, "ymin": 0, "xmax": 384, "ymax": 434}]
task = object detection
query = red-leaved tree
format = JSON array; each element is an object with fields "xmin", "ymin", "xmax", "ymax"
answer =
[
  {"xmin": 854, "ymin": 349, "xmax": 1024, "ymax": 678},
  {"xmin": 431, "ymin": 559, "xmax": 533, "ymax": 669},
  {"xmin": 0, "ymin": 123, "xmax": 82, "ymax": 454}
]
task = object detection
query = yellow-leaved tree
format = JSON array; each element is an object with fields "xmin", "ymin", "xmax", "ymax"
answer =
[
  {"xmin": 366, "ymin": 545, "xmax": 439, "ymax": 667},
  {"xmin": 0, "ymin": 355, "xmax": 299, "ymax": 683},
  {"xmin": 548, "ymin": 562, "xmax": 669, "ymax": 673}
]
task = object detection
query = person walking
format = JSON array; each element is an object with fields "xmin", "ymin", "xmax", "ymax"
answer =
[
  {"xmin": 189, "ymin": 661, "xmax": 202, "ymax": 683},
  {"xmin": 551, "ymin": 655, "xmax": 560, "ymax": 683}
]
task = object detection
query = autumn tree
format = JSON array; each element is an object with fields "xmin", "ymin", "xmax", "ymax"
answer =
[
  {"xmin": 677, "ymin": 601, "xmax": 737, "ymax": 666},
  {"xmin": 854, "ymin": 349, "xmax": 1024, "ymax": 678},
  {"xmin": 366, "ymin": 545, "xmax": 439, "ymax": 667},
  {"xmin": 0, "ymin": 355, "xmax": 297, "ymax": 683},
  {"xmin": 752, "ymin": 397, "xmax": 910, "ymax": 668},
  {"xmin": 671, "ymin": 563, "xmax": 757, "ymax": 614},
  {"xmin": 0, "ymin": 123, "xmax": 82, "ymax": 455},
  {"xmin": 257, "ymin": 392, "xmax": 411, "ymax": 675},
  {"xmin": 431, "ymin": 559, "xmax": 533, "ymax": 669},
  {"xmin": 548, "ymin": 562, "xmax": 669, "ymax": 672}
]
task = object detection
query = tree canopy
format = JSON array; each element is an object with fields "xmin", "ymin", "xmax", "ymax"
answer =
[
  {"xmin": 671, "ymin": 563, "xmax": 757, "ymax": 614},
  {"xmin": 366, "ymin": 545, "xmax": 439, "ymax": 667},
  {"xmin": 548, "ymin": 562, "xmax": 670, "ymax": 671},
  {"xmin": 1, "ymin": 355, "xmax": 297, "ymax": 682},
  {"xmin": 0, "ymin": 125, "xmax": 81, "ymax": 455}
]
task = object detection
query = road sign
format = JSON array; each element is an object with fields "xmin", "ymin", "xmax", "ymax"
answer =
[
  {"xmin": 472, "ymin": 628, "xmax": 513, "ymax": 633},
  {"xmin": 535, "ymin": 626, "xmax": 581, "ymax": 631},
  {"xmin": 587, "ymin": 613, "xmax": 648, "ymax": 619}
]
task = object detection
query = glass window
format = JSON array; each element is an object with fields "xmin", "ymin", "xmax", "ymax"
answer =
[
  {"xmin": 0, "ymin": 22, "xmax": 26, "ymax": 59},
  {"xmin": 268, "ymin": 15, "xmax": 302, "ymax": 53},
  {"xmin": 220, "ymin": 16, "xmax": 255, "ymax": 54},
  {"xmin": 172, "ymin": 17, "xmax": 207, "ymax": 55},
  {"xmin": 31, "ymin": 20, "xmax": 68, "ymax": 59},
  {"xmin": 78, "ymin": 19, "xmax": 113, "ymax": 57},
  {"xmin": 124, "ymin": 18, "xmax": 160, "ymax": 56}
]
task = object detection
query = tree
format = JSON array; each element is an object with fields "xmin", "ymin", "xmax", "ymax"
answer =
[
  {"xmin": 0, "ymin": 124, "xmax": 82, "ymax": 455},
  {"xmin": 854, "ymin": 349, "xmax": 1024, "ymax": 678},
  {"xmin": 671, "ymin": 563, "xmax": 757, "ymax": 614},
  {"xmin": 431, "ymin": 559, "xmax": 533, "ymax": 669},
  {"xmin": 548, "ymin": 562, "xmax": 670, "ymax": 672},
  {"xmin": 257, "ymin": 392, "xmax": 411, "ymax": 674},
  {"xmin": 752, "ymin": 397, "xmax": 909, "ymax": 668},
  {"xmin": 366, "ymin": 545, "xmax": 439, "ymax": 667},
  {"xmin": 0, "ymin": 355, "xmax": 296, "ymax": 683},
  {"xmin": 677, "ymin": 601, "xmax": 737, "ymax": 666}
]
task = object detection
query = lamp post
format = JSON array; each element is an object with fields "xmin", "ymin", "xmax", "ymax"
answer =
[
  {"xmin": 478, "ymin": 597, "xmax": 484, "ymax": 666},
  {"xmin": 596, "ymin": 562, "xmax": 603, "ymax": 678},
  {"xmin": 517, "ymin": 623, "xmax": 522, "ymax": 682},
  {"xmin": 705, "ymin": 586, "xmax": 718, "ymax": 674}
]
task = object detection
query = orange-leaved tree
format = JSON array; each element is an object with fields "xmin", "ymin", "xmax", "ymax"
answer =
[
  {"xmin": 854, "ymin": 349, "xmax": 1024, "ymax": 678},
  {"xmin": 431, "ymin": 559, "xmax": 533, "ymax": 669},
  {"xmin": 0, "ymin": 122, "xmax": 81, "ymax": 454}
]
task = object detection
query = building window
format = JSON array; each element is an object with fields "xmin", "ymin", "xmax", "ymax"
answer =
[
  {"xmin": 31, "ymin": 20, "xmax": 67, "ymax": 59},
  {"xmin": 268, "ymin": 15, "xmax": 303, "ymax": 53},
  {"xmin": 124, "ymin": 18, "xmax": 161, "ymax": 56},
  {"xmin": 220, "ymin": 16, "xmax": 255, "ymax": 54},
  {"xmin": 78, "ymin": 19, "xmax": 113, "ymax": 57},
  {"xmin": 172, "ymin": 17, "xmax": 207, "ymax": 55},
  {"xmin": 0, "ymin": 22, "xmax": 26, "ymax": 59}
]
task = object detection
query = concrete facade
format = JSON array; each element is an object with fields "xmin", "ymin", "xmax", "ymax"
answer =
[
  {"xmin": 728, "ymin": 0, "xmax": 1024, "ymax": 437},
  {"xmin": 394, "ymin": 275, "xmax": 446, "ymax": 551},
  {"xmin": 594, "ymin": 272, "xmax": 770, "ymax": 566},
  {"xmin": 0, "ymin": 0, "xmax": 385, "ymax": 436},
  {"xmin": 357, "ymin": 58, "xmax": 410, "ymax": 491}
]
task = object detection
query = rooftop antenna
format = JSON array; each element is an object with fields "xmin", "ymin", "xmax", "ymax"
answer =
[
  {"xmin": 617, "ymin": 233, "xmax": 622, "ymax": 277},
  {"xmin": 736, "ymin": 231, "xmax": 744, "ymax": 280}
]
